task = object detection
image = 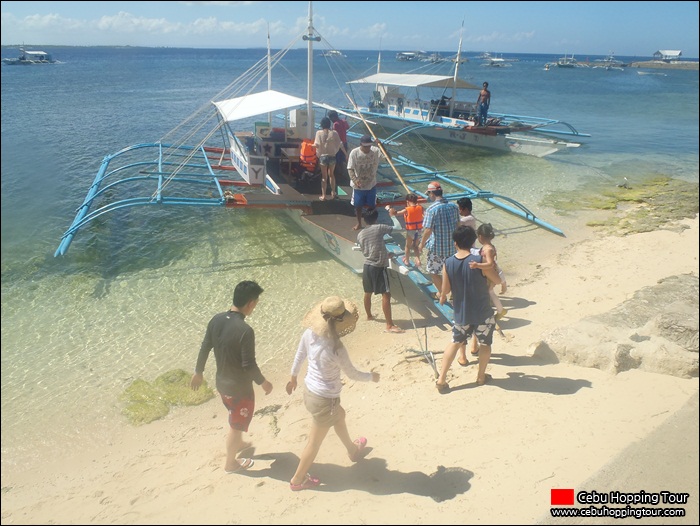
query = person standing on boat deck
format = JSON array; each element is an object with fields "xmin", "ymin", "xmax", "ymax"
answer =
[
  {"xmin": 190, "ymin": 280, "xmax": 273, "ymax": 474},
  {"xmin": 476, "ymin": 82, "xmax": 491, "ymax": 126},
  {"xmin": 328, "ymin": 110, "xmax": 350, "ymax": 177},
  {"xmin": 286, "ymin": 296, "xmax": 379, "ymax": 491},
  {"xmin": 436, "ymin": 224, "xmax": 500, "ymax": 393},
  {"xmin": 419, "ymin": 181, "xmax": 460, "ymax": 296},
  {"xmin": 313, "ymin": 117, "xmax": 346, "ymax": 200},
  {"xmin": 357, "ymin": 207, "xmax": 406, "ymax": 334},
  {"xmin": 347, "ymin": 135, "xmax": 389, "ymax": 231}
]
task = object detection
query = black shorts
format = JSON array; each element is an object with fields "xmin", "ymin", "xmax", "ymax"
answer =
[{"xmin": 362, "ymin": 264, "xmax": 390, "ymax": 295}]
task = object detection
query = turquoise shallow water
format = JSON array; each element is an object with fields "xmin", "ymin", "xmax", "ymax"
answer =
[{"xmin": 1, "ymin": 46, "xmax": 698, "ymax": 470}]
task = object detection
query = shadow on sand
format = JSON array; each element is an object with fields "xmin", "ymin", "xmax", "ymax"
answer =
[{"xmin": 243, "ymin": 451, "xmax": 473, "ymax": 502}]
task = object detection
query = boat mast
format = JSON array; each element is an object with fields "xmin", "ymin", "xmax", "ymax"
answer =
[
  {"xmin": 303, "ymin": 1, "xmax": 320, "ymax": 139},
  {"xmin": 267, "ymin": 24, "xmax": 272, "ymax": 125},
  {"xmin": 375, "ymin": 38, "xmax": 382, "ymax": 103},
  {"xmin": 450, "ymin": 19, "xmax": 464, "ymax": 117}
]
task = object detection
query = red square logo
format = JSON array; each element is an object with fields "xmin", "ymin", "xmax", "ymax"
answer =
[{"xmin": 551, "ymin": 488, "xmax": 575, "ymax": 505}]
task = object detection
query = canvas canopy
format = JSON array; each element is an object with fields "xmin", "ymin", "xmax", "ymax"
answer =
[
  {"xmin": 347, "ymin": 73, "xmax": 479, "ymax": 90},
  {"xmin": 653, "ymin": 50, "xmax": 682, "ymax": 60},
  {"xmin": 213, "ymin": 90, "xmax": 307, "ymax": 122}
]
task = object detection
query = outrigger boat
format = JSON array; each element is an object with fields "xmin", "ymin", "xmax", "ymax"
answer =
[
  {"xmin": 344, "ymin": 27, "xmax": 589, "ymax": 158},
  {"xmin": 2, "ymin": 46, "xmax": 56, "ymax": 65},
  {"xmin": 54, "ymin": 3, "xmax": 565, "ymax": 324}
]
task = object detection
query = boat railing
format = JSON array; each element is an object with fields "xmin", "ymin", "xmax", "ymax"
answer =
[
  {"xmin": 490, "ymin": 112, "xmax": 591, "ymax": 138},
  {"xmin": 55, "ymin": 142, "xmax": 237, "ymax": 256},
  {"xmin": 383, "ymin": 153, "xmax": 565, "ymax": 237}
]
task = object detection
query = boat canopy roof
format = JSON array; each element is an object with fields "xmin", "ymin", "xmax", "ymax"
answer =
[
  {"xmin": 213, "ymin": 89, "xmax": 307, "ymax": 122},
  {"xmin": 348, "ymin": 73, "xmax": 479, "ymax": 90}
]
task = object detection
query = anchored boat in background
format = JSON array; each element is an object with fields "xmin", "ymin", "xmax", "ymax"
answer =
[
  {"xmin": 2, "ymin": 46, "xmax": 56, "ymax": 65},
  {"xmin": 344, "ymin": 27, "xmax": 589, "ymax": 157}
]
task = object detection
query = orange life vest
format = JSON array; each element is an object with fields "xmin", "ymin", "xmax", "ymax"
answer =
[
  {"xmin": 299, "ymin": 139, "xmax": 317, "ymax": 171},
  {"xmin": 404, "ymin": 204, "xmax": 424, "ymax": 230}
]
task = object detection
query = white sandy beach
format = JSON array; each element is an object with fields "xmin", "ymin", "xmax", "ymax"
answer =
[{"xmin": 2, "ymin": 216, "xmax": 698, "ymax": 525}]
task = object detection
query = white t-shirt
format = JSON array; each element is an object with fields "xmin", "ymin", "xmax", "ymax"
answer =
[
  {"xmin": 460, "ymin": 214, "xmax": 477, "ymax": 229},
  {"xmin": 347, "ymin": 145, "xmax": 383, "ymax": 189},
  {"xmin": 290, "ymin": 328, "xmax": 372, "ymax": 398},
  {"xmin": 313, "ymin": 129, "xmax": 342, "ymax": 156}
]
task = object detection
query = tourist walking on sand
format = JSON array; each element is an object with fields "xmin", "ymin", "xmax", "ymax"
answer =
[
  {"xmin": 190, "ymin": 280, "xmax": 273, "ymax": 473},
  {"xmin": 436, "ymin": 225, "xmax": 500, "ymax": 393},
  {"xmin": 470, "ymin": 223, "xmax": 508, "ymax": 320},
  {"xmin": 419, "ymin": 181, "xmax": 460, "ymax": 296},
  {"xmin": 286, "ymin": 296, "xmax": 379, "ymax": 491},
  {"xmin": 313, "ymin": 117, "xmax": 346, "ymax": 200},
  {"xmin": 357, "ymin": 207, "xmax": 406, "ymax": 334},
  {"xmin": 347, "ymin": 135, "xmax": 389, "ymax": 230},
  {"xmin": 456, "ymin": 196, "xmax": 479, "ymax": 361}
]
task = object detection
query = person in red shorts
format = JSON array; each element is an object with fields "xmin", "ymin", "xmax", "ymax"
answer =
[{"xmin": 191, "ymin": 281, "xmax": 273, "ymax": 473}]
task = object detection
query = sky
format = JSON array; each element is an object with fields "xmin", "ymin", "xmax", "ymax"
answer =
[{"xmin": 1, "ymin": 1, "xmax": 698, "ymax": 58}]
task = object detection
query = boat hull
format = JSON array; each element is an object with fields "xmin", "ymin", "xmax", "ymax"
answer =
[
  {"xmin": 365, "ymin": 114, "xmax": 570, "ymax": 157},
  {"xmin": 285, "ymin": 208, "xmax": 366, "ymax": 274}
]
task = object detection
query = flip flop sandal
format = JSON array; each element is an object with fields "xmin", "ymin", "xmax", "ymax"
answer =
[
  {"xmin": 225, "ymin": 457, "xmax": 254, "ymax": 473},
  {"xmin": 290, "ymin": 473, "xmax": 321, "ymax": 491},
  {"xmin": 350, "ymin": 437, "xmax": 369, "ymax": 462}
]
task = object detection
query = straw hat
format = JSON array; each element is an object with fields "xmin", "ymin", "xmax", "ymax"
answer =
[{"xmin": 303, "ymin": 296, "xmax": 359, "ymax": 339}]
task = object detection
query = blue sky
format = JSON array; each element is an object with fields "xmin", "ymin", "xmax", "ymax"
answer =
[{"xmin": 1, "ymin": 1, "xmax": 698, "ymax": 57}]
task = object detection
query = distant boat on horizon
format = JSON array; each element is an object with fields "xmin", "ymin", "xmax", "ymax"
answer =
[
  {"xmin": 2, "ymin": 46, "xmax": 57, "ymax": 65},
  {"xmin": 319, "ymin": 49, "xmax": 346, "ymax": 58}
]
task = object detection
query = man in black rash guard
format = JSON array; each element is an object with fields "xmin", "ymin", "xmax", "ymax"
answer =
[{"xmin": 191, "ymin": 280, "xmax": 273, "ymax": 473}]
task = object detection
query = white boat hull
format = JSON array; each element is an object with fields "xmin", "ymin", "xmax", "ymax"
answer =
[
  {"xmin": 365, "ymin": 114, "xmax": 573, "ymax": 158},
  {"xmin": 285, "ymin": 209, "xmax": 366, "ymax": 274}
]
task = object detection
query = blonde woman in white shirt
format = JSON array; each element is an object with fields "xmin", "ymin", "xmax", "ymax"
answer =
[{"xmin": 286, "ymin": 296, "xmax": 379, "ymax": 491}]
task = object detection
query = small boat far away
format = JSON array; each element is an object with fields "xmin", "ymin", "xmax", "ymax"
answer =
[
  {"xmin": 2, "ymin": 46, "xmax": 57, "ymax": 65},
  {"xmin": 544, "ymin": 53, "xmax": 588, "ymax": 69},
  {"xmin": 592, "ymin": 52, "xmax": 625, "ymax": 71},
  {"xmin": 320, "ymin": 49, "xmax": 346, "ymax": 58}
]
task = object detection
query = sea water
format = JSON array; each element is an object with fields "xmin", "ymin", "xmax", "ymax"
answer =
[{"xmin": 1, "ymin": 46, "xmax": 698, "ymax": 471}]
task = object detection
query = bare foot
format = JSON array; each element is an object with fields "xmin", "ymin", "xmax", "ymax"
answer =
[
  {"xmin": 367, "ymin": 314, "xmax": 375, "ymax": 321},
  {"xmin": 320, "ymin": 195, "xmax": 326, "ymax": 201},
  {"xmin": 402, "ymin": 256, "xmax": 409, "ymax": 266},
  {"xmin": 476, "ymin": 373, "xmax": 492, "ymax": 386},
  {"xmin": 352, "ymin": 224, "xmax": 362, "ymax": 231},
  {"xmin": 413, "ymin": 257, "xmax": 421, "ymax": 267}
]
